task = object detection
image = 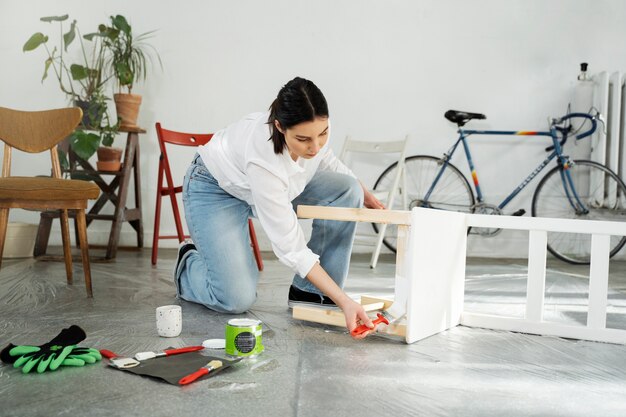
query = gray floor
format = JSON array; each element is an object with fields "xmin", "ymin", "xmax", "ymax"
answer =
[{"xmin": 1, "ymin": 249, "xmax": 626, "ymax": 417}]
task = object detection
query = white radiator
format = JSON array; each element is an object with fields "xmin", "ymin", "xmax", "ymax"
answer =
[
  {"xmin": 571, "ymin": 71, "xmax": 626, "ymax": 181},
  {"xmin": 572, "ymin": 71, "xmax": 625, "ymax": 205}
]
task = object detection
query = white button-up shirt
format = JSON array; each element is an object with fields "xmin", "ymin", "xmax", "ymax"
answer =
[{"xmin": 198, "ymin": 111, "xmax": 355, "ymax": 278}]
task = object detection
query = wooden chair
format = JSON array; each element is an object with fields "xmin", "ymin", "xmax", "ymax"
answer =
[
  {"xmin": 152, "ymin": 123, "xmax": 264, "ymax": 270},
  {"xmin": 339, "ymin": 135, "xmax": 409, "ymax": 268},
  {"xmin": 0, "ymin": 107, "xmax": 100, "ymax": 297}
]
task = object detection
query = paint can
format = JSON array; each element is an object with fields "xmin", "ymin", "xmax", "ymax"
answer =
[{"xmin": 225, "ymin": 318, "xmax": 264, "ymax": 358}]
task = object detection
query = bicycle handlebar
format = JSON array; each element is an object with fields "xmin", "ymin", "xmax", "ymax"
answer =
[{"xmin": 545, "ymin": 112, "xmax": 598, "ymax": 152}]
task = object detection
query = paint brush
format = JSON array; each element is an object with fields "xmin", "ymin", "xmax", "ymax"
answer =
[
  {"xmin": 351, "ymin": 302, "xmax": 406, "ymax": 337},
  {"xmin": 178, "ymin": 360, "xmax": 223, "ymax": 385},
  {"xmin": 134, "ymin": 346, "xmax": 204, "ymax": 361}
]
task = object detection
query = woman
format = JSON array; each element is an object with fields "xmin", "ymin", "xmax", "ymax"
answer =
[{"xmin": 175, "ymin": 77, "xmax": 384, "ymax": 338}]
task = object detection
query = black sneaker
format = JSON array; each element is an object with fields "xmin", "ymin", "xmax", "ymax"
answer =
[
  {"xmin": 288, "ymin": 285, "xmax": 337, "ymax": 309},
  {"xmin": 173, "ymin": 240, "xmax": 196, "ymax": 294}
]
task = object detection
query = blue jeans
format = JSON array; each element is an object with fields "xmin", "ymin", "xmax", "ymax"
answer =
[{"xmin": 176, "ymin": 154, "xmax": 363, "ymax": 313}]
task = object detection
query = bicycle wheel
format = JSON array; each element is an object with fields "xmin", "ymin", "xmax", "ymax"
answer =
[
  {"xmin": 372, "ymin": 155, "xmax": 475, "ymax": 252},
  {"xmin": 532, "ymin": 159, "xmax": 626, "ymax": 264}
]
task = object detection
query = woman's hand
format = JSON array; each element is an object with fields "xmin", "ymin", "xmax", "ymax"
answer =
[
  {"xmin": 305, "ymin": 263, "xmax": 376, "ymax": 339},
  {"xmin": 362, "ymin": 188, "xmax": 385, "ymax": 210},
  {"xmin": 338, "ymin": 298, "xmax": 375, "ymax": 339}
]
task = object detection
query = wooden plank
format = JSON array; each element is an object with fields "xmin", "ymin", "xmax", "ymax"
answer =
[
  {"xmin": 292, "ymin": 306, "xmax": 346, "ymax": 327},
  {"xmin": 292, "ymin": 300, "xmax": 407, "ymax": 337},
  {"xmin": 297, "ymin": 205, "xmax": 411, "ymax": 225},
  {"xmin": 362, "ymin": 302, "xmax": 385, "ymax": 312},
  {"xmin": 360, "ymin": 296, "xmax": 393, "ymax": 310}
]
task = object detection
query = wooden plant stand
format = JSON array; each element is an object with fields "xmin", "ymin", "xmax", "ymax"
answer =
[{"xmin": 34, "ymin": 127, "xmax": 145, "ymax": 260}]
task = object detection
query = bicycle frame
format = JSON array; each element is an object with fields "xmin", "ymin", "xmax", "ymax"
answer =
[{"xmin": 424, "ymin": 125, "xmax": 588, "ymax": 213}]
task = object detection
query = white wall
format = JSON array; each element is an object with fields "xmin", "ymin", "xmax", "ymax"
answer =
[{"xmin": 1, "ymin": 0, "xmax": 626, "ymax": 258}]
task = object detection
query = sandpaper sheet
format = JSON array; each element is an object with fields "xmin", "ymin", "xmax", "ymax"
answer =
[{"xmin": 106, "ymin": 351, "xmax": 240, "ymax": 385}]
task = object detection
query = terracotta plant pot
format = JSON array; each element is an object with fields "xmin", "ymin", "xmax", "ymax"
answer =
[
  {"xmin": 114, "ymin": 93, "xmax": 142, "ymax": 129},
  {"xmin": 97, "ymin": 146, "xmax": 123, "ymax": 171}
]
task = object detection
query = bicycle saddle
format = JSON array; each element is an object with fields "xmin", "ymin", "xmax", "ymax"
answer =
[{"xmin": 444, "ymin": 110, "xmax": 486, "ymax": 126}]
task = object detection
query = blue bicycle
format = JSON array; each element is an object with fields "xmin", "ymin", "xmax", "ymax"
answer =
[{"xmin": 373, "ymin": 110, "xmax": 626, "ymax": 264}]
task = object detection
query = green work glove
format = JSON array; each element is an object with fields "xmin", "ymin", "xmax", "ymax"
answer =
[
  {"xmin": 61, "ymin": 346, "xmax": 102, "ymax": 367},
  {"xmin": 9, "ymin": 344, "xmax": 75, "ymax": 373},
  {"xmin": 0, "ymin": 325, "xmax": 87, "ymax": 374}
]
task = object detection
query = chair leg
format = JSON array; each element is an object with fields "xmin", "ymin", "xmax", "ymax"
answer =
[
  {"xmin": 0, "ymin": 208, "xmax": 9, "ymax": 268},
  {"xmin": 33, "ymin": 212, "xmax": 53, "ymax": 257},
  {"xmin": 248, "ymin": 219, "xmax": 264, "ymax": 271},
  {"xmin": 170, "ymin": 190, "xmax": 186, "ymax": 242},
  {"xmin": 76, "ymin": 209, "xmax": 93, "ymax": 298},
  {"xmin": 370, "ymin": 223, "xmax": 388, "ymax": 269},
  {"xmin": 60, "ymin": 209, "xmax": 73, "ymax": 285},
  {"xmin": 152, "ymin": 192, "xmax": 163, "ymax": 265}
]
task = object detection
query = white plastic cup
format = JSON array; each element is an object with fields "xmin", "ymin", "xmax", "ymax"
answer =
[{"xmin": 156, "ymin": 305, "xmax": 182, "ymax": 337}]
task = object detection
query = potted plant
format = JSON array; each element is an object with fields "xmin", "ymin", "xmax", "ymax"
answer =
[
  {"xmin": 23, "ymin": 14, "xmax": 120, "ymax": 169},
  {"xmin": 24, "ymin": 15, "xmax": 111, "ymax": 127},
  {"xmin": 100, "ymin": 15, "xmax": 161, "ymax": 129}
]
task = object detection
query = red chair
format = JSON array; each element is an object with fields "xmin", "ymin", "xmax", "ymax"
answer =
[{"xmin": 152, "ymin": 123, "xmax": 264, "ymax": 270}]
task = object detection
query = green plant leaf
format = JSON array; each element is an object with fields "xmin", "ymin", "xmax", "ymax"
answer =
[
  {"xmin": 69, "ymin": 130, "xmax": 100, "ymax": 161},
  {"xmin": 40, "ymin": 15, "xmax": 69, "ymax": 23},
  {"xmin": 70, "ymin": 64, "xmax": 99, "ymax": 82},
  {"xmin": 83, "ymin": 30, "xmax": 107, "ymax": 41},
  {"xmin": 23, "ymin": 33, "xmax": 48, "ymax": 52},
  {"xmin": 70, "ymin": 64, "xmax": 89, "ymax": 80},
  {"xmin": 101, "ymin": 134, "xmax": 114, "ymax": 147},
  {"xmin": 111, "ymin": 15, "xmax": 131, "ymax": 34},
  {"xmin": 63, "ymin": 20, "xmax": 76, "ymax": 51},
  {"xmin": 57, "ymin": 149, "xmax": 69, "ymax": 171},
  {"xmin": 42, "ymin": 57, "xmax": 52, "ymax": 82},
  {"xmin": 96, "ymin": 24, "xmax": 119, "ymax": 41},
  {"xmin": 114, "ymin": 62, "xmax": 133, "ymax": 86}
]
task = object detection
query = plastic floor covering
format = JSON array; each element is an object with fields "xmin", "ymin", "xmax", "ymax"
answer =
[{"xmin": 1, "ymin": 249, "xmax": 625, "ymax": 417}]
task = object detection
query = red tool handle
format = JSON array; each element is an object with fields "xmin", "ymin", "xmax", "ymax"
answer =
[
  {"xmin": 179, "ymin": 367, "xmax": 209, "ymax": 385},
  {"xmin": 350, "ymin": 313, "xmax": 389, "ymax": 337},
  {"xmin": 100, "ymin": 349, "xmax": 118, "ymax": 359},
  {"xmin": 164, "ymin": 346, "xmax": 204, "ymax": 356}
]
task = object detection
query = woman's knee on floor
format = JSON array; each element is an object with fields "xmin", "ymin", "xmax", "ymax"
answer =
[{"xmin": 217, "ymin": 279, "xmax": 258, "ymax": 314}]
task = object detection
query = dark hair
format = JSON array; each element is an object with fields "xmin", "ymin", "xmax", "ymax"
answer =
[{"xmin": 268, "ymin": 77, "xmax": 329, "ymax": 154}]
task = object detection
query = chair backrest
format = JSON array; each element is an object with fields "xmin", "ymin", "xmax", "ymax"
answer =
[
  {"xmin": 340, "ymin": 135, "xmax": 409, "ymax": 209},
  {"xmin": 155, "ymin": 123, "xmax": 213, "ymax": 148},
  {"xmin": 0, "ymin": 107, "xmax": 82, "ymax": 153},
  {"xmin": 0, "ymin": 106, "xmax": 82, "ymax": 179},
  {"xmin": 154, "ymin": 122, "xmax": 214, "ymax": 187}
]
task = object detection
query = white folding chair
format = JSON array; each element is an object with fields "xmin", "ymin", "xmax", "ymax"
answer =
[{"xmin": 340, "ymin": 135, "xmax": 409, "ymax": 268}]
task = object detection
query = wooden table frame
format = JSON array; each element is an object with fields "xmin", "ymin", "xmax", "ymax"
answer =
[{"xmin": 294, "ymin": 205, "xmax": 626, "ymax": 345}]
